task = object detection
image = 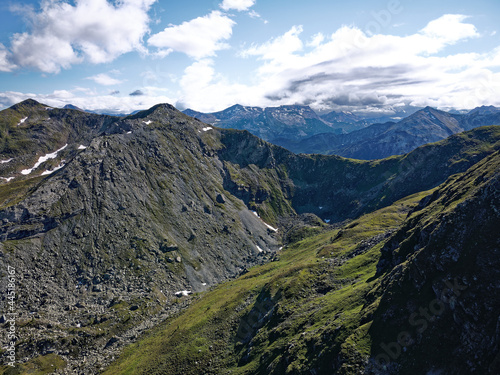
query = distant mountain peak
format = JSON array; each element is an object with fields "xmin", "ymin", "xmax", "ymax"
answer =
[
  {"xmin": 468, "ymin": 105, "xmax": 500, "ymax": 115},
  {"xmin": 63, "ymin": 104, "xmax": 86, "ymax": 112}
]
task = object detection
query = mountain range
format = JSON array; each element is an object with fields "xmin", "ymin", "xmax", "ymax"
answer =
[
  {"xmin": 184, "ymin": 105, "xmax": 500, "ymax": 160},
  {"xmin": 0, "ymin": 99, "xmax": 499, "ymax": 374}
]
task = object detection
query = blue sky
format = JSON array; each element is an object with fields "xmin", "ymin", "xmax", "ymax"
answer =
[{"xmin": 0, "ymin": 0, "xmax": 499, "ymax": 115}]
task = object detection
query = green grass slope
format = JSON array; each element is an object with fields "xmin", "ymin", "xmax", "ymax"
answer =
[
  {"xmin": 102, "ymin": 189, "xmax": 429, "ymax": 375},
  {"xmin": 104, "ymin": 152, "xmax": 500, "ymax": 375}
]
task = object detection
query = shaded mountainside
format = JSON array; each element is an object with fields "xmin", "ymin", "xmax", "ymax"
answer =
[
  {"xmin": 104, "ymin": 152, "xmax": 500, "ymax": 375},
  {"xmin": 275, "ymin": 106, "xmax": 500, "ymax": 159},
  {"xmin": 369, "ymin": 151, "xmax": 500, "ymax": 374},
  {"xmin": 0, "ymin": 99, "xmax": 499, "ymax": 374},
  {"xmin": 219, "ymin": 125, "xmax": 500, "ymax": 222}
]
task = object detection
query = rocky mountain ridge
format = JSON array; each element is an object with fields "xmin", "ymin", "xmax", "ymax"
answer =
[
  {"xmin": 184, "ymin": 104, "xmax": 500, "ymax": 160},
  {"xmin": 184, "ymin": 104, "xmax": 343, "ymax": 143},
  {"xmin": 277, "ymin": 106, "xmax": 500, "ymax": 159}
]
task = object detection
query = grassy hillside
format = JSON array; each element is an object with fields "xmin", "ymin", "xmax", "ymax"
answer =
[
  {"xmin": 103, "ymin": 189, "xmax": 430, "ymax": 375},
  {"xmin": 104, "ymin": 151, "xmax": 500, "ymax": 375}
]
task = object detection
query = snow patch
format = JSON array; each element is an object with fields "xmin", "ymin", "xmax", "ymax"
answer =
[
  {"xmin": 252, "ymin": 210, "xmax": 278, "ymax": 232},
  {"xmin": 78, "ymin": 145, "xmax": 87, "ymax": 150},
  {"xmin": 175, "ymin": 290, "xmax": 192, "ymax": 297},
  {"xmin": 263, "ymin": 222, "xmax": 278, "ymax": 232},
  {"xmin": 0, "ymin": 158, "xmax": 13, "ymax": 164},
  {"xmin": 143, "ymin": 120, "xmax": 152, "ymax": 125},
  {"xmin": 126, "ymin": 131, "xmax": 132, "ymax": 134},
  {"xmin": 20, "ymin": 144, "xmax": 67, "ymax": 175},
  {"xmin": 41, "ymin": 161, "xmax": 65, "ymax": 176},
  {"xmin": 17, "ymin": 117, "xmax": 28, "ymax": 126},
  {"xmin": 202, "ymin": 283, "xmax": 207, "ymax": 286},
  {"xmin": 202, "ymin": 127, "xmax": 213, "ymax": 132},
  {"xmin": 1, "ymin": 177, "xmax": 15, "ymax": 182},
  {"xmin": 256, "ymin": 245, "xmax": 264, "ymax": 253}
]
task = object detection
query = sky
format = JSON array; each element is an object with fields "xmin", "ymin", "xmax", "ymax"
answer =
[{"xmin": 0, "ymin": 0, "xmax": 499, "ymax": 115}]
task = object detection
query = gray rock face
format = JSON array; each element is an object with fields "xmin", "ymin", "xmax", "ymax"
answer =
[{"xmin": 0, "ymin": 102, "xmax": 280, "ymax": 372}]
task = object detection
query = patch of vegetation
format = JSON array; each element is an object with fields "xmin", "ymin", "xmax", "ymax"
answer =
[
  {"xmin": 0, "ymin": 176, "xmax": 44, "ymax": 208},
  {"xmin": 103, "ymin": 190, "xmax": 426, "ymax": 375},
  {"xmin": 0, "ymin": 353, "xmax": 67, "ymax": 375}
]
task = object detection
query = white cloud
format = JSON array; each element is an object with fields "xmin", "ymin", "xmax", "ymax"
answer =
[
  {"xmin": 2, "ymin": 13, "xmax": 498, "ymax": 115},
  {"xmin": 8, "ymin": 0, "xmax": 156, "ymax": 73},
  {"xmin": 0, "ymin": 44, "xmax": 15, "ymax": 72},
  {"xmin": 416, "ymin": 14, "xmax": 479, "ymax": 54},
  {"xmin": 240, "ymin": 25, "xmax": 304, "ymax": 72},
  {"xmin": 148, "ymin": 11, "xmax": 235, "ymax": 60},
  {"xmin": 176, "ymin": 59, "xmax": 256, "ymax": 111},
  {"xmin": 176, "ymin": 15, "xmax": 500, "ymax": 113},
  {"xmin": 87, "ymin": 73, "xmax": 124, "ymax": 86},
  {"xmin": 307, "ymin": 33, "xmax": 325, "ymax": 47},
  {"xmin": 220, "ymin": 0, "xmax": 256, "ymax": 12},
  {"xmin": 248, "ymin": 10, "xmax": 260, "ymax": 18},
  {"xmin": 247, "ymin": 10, "xmax": 268, "ymax": 24}
]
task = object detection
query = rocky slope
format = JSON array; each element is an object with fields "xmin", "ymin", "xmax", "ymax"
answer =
[
  {"xmin": 0, "ymin": 100, "xmax": 499, "ymax": 374},
  {"xmin": 0, "ymin": 101, "xmax": 281, "ymax": 373},
  {"xmin": 103, "ymin": 150, "xmax": 500, "ymax": 375}
]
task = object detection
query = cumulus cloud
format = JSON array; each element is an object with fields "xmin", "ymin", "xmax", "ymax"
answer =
[
  {"xmin": 419, "ymin": 14, "xmax": 479, "ymax": 51},
  {"xmin": 175, "ymin": 14, "xmax": 500, "ymax": 113},
  {"xmin": 87, "ymin": 73, "xmax": 124, "ymax": 86},
  {"xmin": 176, "ymin": 58, "xmax": 257, "ymax": 112},
  {"xmin": 2, "ymin": 13, "xmax": 498, "ymax": 115},
  {"xmin": 148, "ymin": 11, "xmax": 235, "ymax": 59},
  {"xmin": 7, "ymin": 0, "xmax": 156, "ymax": 73},
  {"xmin": 220, "ymin": 0, "xmax": 256, "ymax": 12},
  {"xmin": 0, "ymin": 44, "xmax": 15, "ymax": 72}
]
